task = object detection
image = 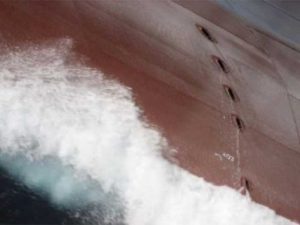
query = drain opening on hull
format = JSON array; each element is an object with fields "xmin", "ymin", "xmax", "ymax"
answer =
[
  {"xmin": 231, "ymin": 114, "xmax": 245, "ymax": 131},
  {"xmin": 212, "ymin": 55, "xmax": 230, "ymax": 73},
  {"xmin": 223, "ymin": 85, "xmax": 239, "ymax": 102},
  {"xmin": 196, "ymin": 24, "xmax": 217, "ymax": 43},
  {"xmin": 240, "ymin": 177, "xmax": 251, "ymax": 195}
]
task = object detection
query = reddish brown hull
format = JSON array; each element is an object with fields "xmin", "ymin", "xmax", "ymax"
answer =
[{"xmin": 0, "ymin": 0, "xmax": 299, "ymax": 222}]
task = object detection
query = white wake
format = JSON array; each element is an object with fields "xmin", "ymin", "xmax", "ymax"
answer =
[{"xmin": 0, "ymin": 39, "xmax": 296, "ymax": 225}]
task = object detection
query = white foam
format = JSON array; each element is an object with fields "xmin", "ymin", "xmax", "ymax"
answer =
[{"xmin": 0, "ymin": 39, "xmax": 296, "ymax": 225}]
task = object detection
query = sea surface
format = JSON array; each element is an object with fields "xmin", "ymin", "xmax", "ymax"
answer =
[{"xmin": 0, "ymin": 38, "xmax": 295, "ymax": 225}]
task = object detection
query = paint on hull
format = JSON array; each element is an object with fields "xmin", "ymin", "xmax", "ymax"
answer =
[{"xmin": 0, "ymin": 0, "xmax": 299, "ymax": 222}]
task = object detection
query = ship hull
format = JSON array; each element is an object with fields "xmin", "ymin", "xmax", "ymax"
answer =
[{"xmin": 0, "ymin": 0, "xmax": 299, "ymax": 222}]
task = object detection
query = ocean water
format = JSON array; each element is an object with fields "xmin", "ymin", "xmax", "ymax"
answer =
[
  {"xmin": 0, "ymin": 166, "xmax": 77, "ymax": 224},
  {"xmin": 0, "ymin": 38, "xmax": 296, "ymax": 225}
]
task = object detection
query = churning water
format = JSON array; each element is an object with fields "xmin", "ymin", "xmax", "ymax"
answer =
[{"xmin": 0, "ymin": 39, "xmax": 296, "ymax": 225}]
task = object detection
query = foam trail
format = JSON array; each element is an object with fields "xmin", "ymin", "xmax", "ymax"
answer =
[{"xmin": 0, "ymin": 39, "xmax": 296, "ymax": 225}]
